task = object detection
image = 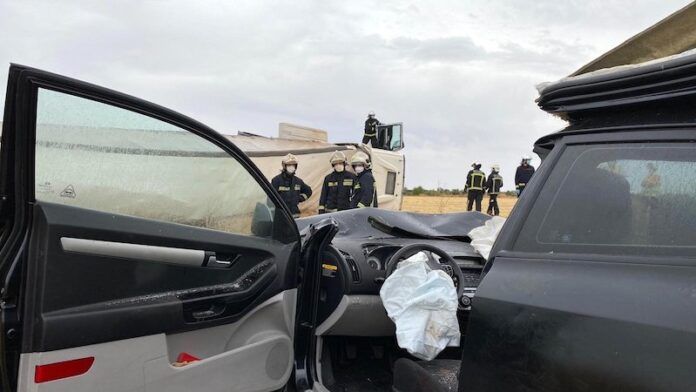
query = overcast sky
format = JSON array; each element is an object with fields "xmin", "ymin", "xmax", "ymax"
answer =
[{"xmin": 0, "ymin": 0, "xmax": 691, "ymax": 188}]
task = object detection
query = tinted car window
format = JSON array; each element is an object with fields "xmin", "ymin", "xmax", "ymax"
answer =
[
  {"xmin": 515, "ymin": 143, "xmax": 696, "ymax": 257},
  {"xmin": 35, "ymin": 88, "xmax": 279, "ymax": 237}
]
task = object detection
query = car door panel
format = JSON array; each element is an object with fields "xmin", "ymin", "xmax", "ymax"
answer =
[
  {"xmin": 462, "ymin": 256, "xmax": 696, "ymax": 392},
  {"xmin": 25, "ymin": 201, "xmax": 295, "ymax": 353},
  {"xmin": 18, "ymin": 289, "xmax": 297, "ymax": 392},
  {"xmin": 1, "ymin": 65, "xmax": 302, "ymax": 391}
]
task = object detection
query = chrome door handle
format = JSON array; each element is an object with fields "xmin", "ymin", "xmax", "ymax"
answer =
[{"xmin": 205, "ymin": 253, "xmax": 240, "ymax": 269}]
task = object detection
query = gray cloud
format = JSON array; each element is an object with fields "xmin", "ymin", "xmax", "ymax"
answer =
[
  {"xmin": 390, "ymin": 36, "xmax": 486, "ymax": 63},
  {"xmin": 0, "ymin": 0, "xmax": 691, "ymax": 189}
]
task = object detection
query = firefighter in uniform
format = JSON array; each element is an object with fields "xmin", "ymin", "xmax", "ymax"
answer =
[
  {"xmin": 362, "ymin": 111, "xmax": 380, "ymax": 146},
  {"xmin": 271, "ymin": 153, "xmax": 312, "ymax": 218},
  {"xmin": 515, "ymin": 155, "xmax": 535, "ymax": 197},
  {"xmin": 318, "ymin": 151, "xmax": 356, "ymax": 214},
  {"xmin": 485, "ymin": 164, "xmax": 504, "ymax": 216},
  {"xmin": 466, "ymin": 162, "xmax": 486, "ymax": 212},
  {"xmin": 350, "ymin": 152, "xmax": 378, "ymax": 208}
]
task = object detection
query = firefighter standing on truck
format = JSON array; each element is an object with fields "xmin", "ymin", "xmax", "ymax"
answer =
[
  {"xmin": 485, "ymin": 164, "xmax": 504, "ymax": 216},
  {"xmin": 362, "ymin": 111, "xmax": 380, "ymax": 146},
  {"xmin": 515, "ymin": 155, "xmax": 535, "ymax": 197},
  {"xmin": 466, "ymin": 162, "xmax": 486, "ymax": 212},
  {"xmin": 319, "ymin": 151, "xmax": 356, "ymax": 214},
  {"xmin": 271, "ymin": 153, "xmax": 312, "ymax": 218},
  {"xmin": 350, "ymin": 152, "xmax": 378, "ymax": 208}
]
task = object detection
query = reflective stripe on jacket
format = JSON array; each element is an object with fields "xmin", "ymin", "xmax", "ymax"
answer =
[
  {"xmin": 364, "ymin": 118, "xmax": 379, "ymax": 137},
  {"xmin": 271, "ymin": 172, "xmax": 312, "ymax": 215},
  {"xmin": 319, "ymin": 171, "xmax": 356, "ymax": 211},
  {"xmin": 486, "ymin": 173, "xmax": 503, "ymax": 195},
  {"xmin": 515, "ymin": 165, "xmax": 535, "ymax": 188},
  {"xmin": 351, "ymin": 170, "xmax": 378, "ymax": 208},
  {"xmin": 466, "ymin": 170, "xmax": 486, "ymax": 191}
]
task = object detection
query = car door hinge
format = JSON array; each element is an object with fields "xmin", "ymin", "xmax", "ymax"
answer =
[{"xmin": 0, "ymin": 295, "xmax": 20, "ymax": 343}]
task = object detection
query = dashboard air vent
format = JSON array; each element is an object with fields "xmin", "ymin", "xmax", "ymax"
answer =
[{"xmin": 340, "ymin": 250, "xmax": 361, "ymax": 282}]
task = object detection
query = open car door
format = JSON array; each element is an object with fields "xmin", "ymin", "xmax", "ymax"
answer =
[{"xmin": 0, "ymin": 65, "xmax": 302, "ymax": 392}]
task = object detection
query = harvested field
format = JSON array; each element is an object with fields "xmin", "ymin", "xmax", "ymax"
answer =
[{"xmin": 401, "ymin": 194, "xmax": 518, "ymax": 217}]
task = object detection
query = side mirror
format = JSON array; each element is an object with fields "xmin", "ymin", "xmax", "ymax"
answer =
[{"xmin": 251, "ymin": 201, "xmax": 274, "ymax": 237}]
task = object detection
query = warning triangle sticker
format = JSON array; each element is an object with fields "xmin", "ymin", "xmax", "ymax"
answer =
[{"xmin": 60, "ymin": 185, "xmax": 76, "ymax": 198}]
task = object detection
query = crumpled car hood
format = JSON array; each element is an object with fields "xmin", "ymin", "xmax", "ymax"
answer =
[{"xmin": 296, "ymin": 208, "xmax": 492, "ymax": 241}]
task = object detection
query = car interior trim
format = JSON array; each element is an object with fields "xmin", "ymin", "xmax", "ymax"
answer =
[
  {"xmin": 314, "ymin": 295, "xmax": 395, "ymax": 337},
  {"xmin": 60, "ymin": 237, "xmax": 206, "ymax": 267}
]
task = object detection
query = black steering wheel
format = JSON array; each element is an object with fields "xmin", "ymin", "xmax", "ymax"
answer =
[{"xmin": 385, "ymin": 243, "xmax": 465, "ymax": 298}]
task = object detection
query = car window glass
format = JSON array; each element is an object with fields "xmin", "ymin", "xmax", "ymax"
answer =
[
  {"xmin": 390, "ymin": 124, "xmax": 402, "ymax": 150},
  {"xmin": 35, "ymin": 88, "xmax": 279, "ymax": 237},
  {"xmin": 385, "ymin": 171, "xmax": 397, "ymax": 195},
  {"xmin": 514, "ymin": 143, "xmax": 696, "ymax": 257}
]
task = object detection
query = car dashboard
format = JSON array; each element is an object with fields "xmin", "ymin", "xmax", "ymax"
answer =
[
  {"xmin": 316, "ymin": 237, "xmax": 485, "ymax": 336},
  {"xmin": 331, "ymin": 238, "xmax": 482, "ymax": 292},
  {"xmin": 296, "ymin": 208, "xmax": 492, "ymax": 337}
]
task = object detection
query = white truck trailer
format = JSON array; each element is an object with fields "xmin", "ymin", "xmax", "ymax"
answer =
[{"xmin": 229, "ymin": 122, "xmax": 405, "ymax": 215}]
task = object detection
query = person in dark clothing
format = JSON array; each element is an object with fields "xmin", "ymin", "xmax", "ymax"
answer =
[
  {"xmin": 271, "ymin": 153, "xmax": 312, "ymax": 218},
  {"xmin": 319, "ymin": 151, "xmax": 356, "ymax": 213},
  {"xmin": 515, "ymin": 155, "xmax": 535, "ymax": 197},
  {"xmin": 485, "ymin": 164, "xmax": 504, "ymax": 216},
  {"xmin": 466, "ymin": 162, "xmax": 486, "ymax": 212},
  {"xmin": 350, "ymin": 152, "xmax": 378, "ymax": 208},
  {"xmin": 362, "ymin": 111, "xmax": 380, "ymax": 146}
]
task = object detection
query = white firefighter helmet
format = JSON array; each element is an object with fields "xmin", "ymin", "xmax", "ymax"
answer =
[
  {"xmin": 330, "ymin": 151, "xmax": 347, "ymax": 165},
  {"xmin": 282, "ymin": 153, "xmax": 298, "ymax": 166},
  {"xmin": 522, "ymin": 155, "xmax": 532, "ymax": 162},
  {"xmin": 368, "ymin": 111, "xmax": 376, "ymax": 117},
  {"xmin": 350, "ymin": 152, "xmax": 369, "ymax": 166},
  {"xmin": 491, "ymin": 164, "xmax": 500, "ymax": 171}
]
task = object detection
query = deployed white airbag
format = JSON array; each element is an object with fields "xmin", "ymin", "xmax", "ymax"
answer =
[
  {"xmin": 468, "ymin": 216, "xmax": 506, "ymax": 260},
  {"xmin": 379, "ymin": 252, "xmax": 460, "ymax": 361}
]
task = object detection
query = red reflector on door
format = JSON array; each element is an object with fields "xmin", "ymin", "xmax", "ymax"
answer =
[
  {"xmin": 35, "ymin": 357, "xmax": 95, "ymax": 383},
  {"xmin": 176, "ymin": 352, "xmax": 200, "ymax": 363}
]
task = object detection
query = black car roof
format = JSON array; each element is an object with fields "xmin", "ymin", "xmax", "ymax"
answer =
[
  {"xmin": 534, "ymin": 50, "xmax": 696, "ymax": 152},
  {"xmin": 537, "ymin": 49, "xmax": 696, "ymax": 117}
]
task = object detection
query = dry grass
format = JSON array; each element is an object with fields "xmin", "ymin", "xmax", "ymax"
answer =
[{"xmin": 401, "ymin": 194, "xmax": 518, "ymax": 217}]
